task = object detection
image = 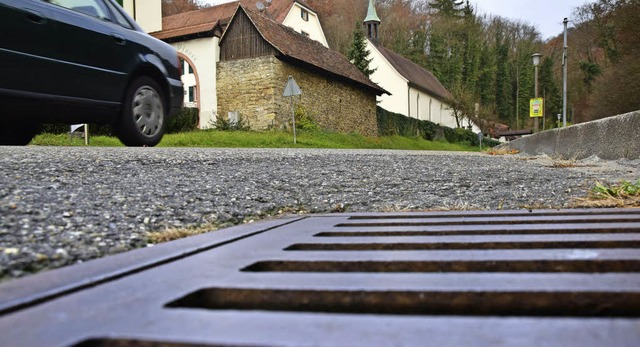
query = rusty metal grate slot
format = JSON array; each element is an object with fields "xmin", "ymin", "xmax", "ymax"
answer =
[
  {"xmin": 315, "ymin": 225, "xmax": 640, "ymax": 237},
  {"xmin": 336, "ymin": 215, "xmax": 640, "ymax": 227},
  {"xmin": 72, "ymin": 339, "xmax": 235, "ymax": 347},
  {"xmin": 241, "ymin": 260, "xmax": 640, "ymax": 273},
  {"xmin": 166, "ymin": 288, "xmax": 640, "ymax": 317},
  {"xmin": 285, "ymin": 240, "xmax": 640, "ymax": 251},
  {"xmin": 346, "ymin": 209, "xmax": 640, "ymax": 220}
]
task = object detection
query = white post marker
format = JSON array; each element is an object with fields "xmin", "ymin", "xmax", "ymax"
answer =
[
  {"xmin": 70, "ymin": 124, "xmax": 89, "ymax": 145},
  {"xmin": 283, "ymin": 76, "xmax": 302, "ymax": 144}
]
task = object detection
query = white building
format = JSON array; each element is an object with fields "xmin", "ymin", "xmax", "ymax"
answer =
[
  {"xmin": 363, "ymin": 0, "xmax": 458, "ymax": 129},
  {"xmin": 122, "ymin": 0, "xmax": 161, "ymax": 33},
  {"xmin": 123, "ymin": 0, "xmax": 328, "ymax": 128}
]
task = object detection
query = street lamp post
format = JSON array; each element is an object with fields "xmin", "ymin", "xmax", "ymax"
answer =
[
  {"xmin": 562, "ymin": 18, "xmax": 569, "ymax": 127},
  {"xmin": 532, "ymin": 53, "xmax": 542, "ymax": 132}
]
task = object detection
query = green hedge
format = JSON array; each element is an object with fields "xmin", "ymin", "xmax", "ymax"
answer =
[
  {"xmin": 39, "ymin": 107, "xmax": 199, "ymax": 135},
  {"xmin": 376, "ymin": 107, "xmax": 499, "ymax": 147},
  {"xmin": 166, "ymin": 107, "xmax": 198, "ymax": 134}
]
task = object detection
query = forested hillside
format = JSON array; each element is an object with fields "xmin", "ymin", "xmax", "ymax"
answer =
[
  {"xmin": 314, "ymin": 0, "xmax": 640, "ymax": 128},
  {"xmin": 162, "ymin": 0, "xmax": 639, "ymax": 129}
]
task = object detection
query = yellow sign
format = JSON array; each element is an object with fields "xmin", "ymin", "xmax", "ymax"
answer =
[{"xmin": 530, "ymin": 98, "xmax": 544, "ymax": 118}]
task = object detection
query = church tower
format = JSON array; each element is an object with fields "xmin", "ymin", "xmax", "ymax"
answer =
[{"xmin": 363, "ymin": 0, "xmax": 381, "ymax": 43}]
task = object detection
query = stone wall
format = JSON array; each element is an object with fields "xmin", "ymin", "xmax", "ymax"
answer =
[{"xmin": 217, "ymin": 56, "xmax": 378, "ymax": 136}]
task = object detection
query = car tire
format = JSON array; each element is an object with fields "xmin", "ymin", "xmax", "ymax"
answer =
[
  {"xmin": 115, "ymin": 77, "xmax": 166, "ymax": 147},
  {"xmin": 0, "ymin": 122, "xmax": 40, "ymax": 146}
]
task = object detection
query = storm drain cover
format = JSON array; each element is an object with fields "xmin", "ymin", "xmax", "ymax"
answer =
[{"xmin": 1, "ymin": 208, "xmax": 640, "ymax": 347}]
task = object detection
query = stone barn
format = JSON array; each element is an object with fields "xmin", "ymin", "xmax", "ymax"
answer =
[{"xmin": 217, "ymin": 5, "xmax": 388, "ymax": 136}]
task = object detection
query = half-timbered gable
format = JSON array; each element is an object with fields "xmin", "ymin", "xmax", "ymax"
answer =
[{"xmin": 220, "ymin": 8, "xmax": 277, "ymax": 61}]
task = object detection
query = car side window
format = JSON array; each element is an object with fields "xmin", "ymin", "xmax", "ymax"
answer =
[
  {"xmin": 102, "ymin": 0, "xmax": 133, "ymax": 29},
  {"xmin": 47, "ymin": 0, "xmax": 110, "ymax": 20}
]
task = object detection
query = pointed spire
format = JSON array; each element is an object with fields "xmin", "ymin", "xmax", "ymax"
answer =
[
  {"xmin": 364, "ymin": 0, "xmax": 380, "ymax": 23},
  {"xmin": 363, "ymin": 0, "xmax": 380, "ymax": 42}
]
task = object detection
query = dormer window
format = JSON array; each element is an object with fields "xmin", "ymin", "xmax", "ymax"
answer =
[
  {"xmin": 301, "ymin": 8, "xmax": 309, "ymax": 21},
  {"xmin": 301, "ymin": 30, "xmax": 309, "ymax": 37}
]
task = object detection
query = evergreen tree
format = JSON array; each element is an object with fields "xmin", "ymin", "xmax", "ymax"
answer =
[
  {"xmin": 429, "ymin": 0, "xmax": 464, "ymax": 17},
  {"xmin": 539, "ymin": 55, "xmax": 562, "ymax": 128},
  {"xmin": 461, "ymin": 1, "xmax": 481, "ymax": 87},
  {"xmin": 494, "ymin": 27, "xmax": 513, "ymax": 124},
  {"xmin": 348, "ymin": 24, "xmax": 376, "ymax": 77},
  {"xmin": 476, "ymin": 43, "xmax": 495, "ymax": 106}
]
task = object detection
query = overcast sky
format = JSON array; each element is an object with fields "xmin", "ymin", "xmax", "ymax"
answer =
[
  {"xmin": 201, "ymin": 0, "xmax": 592, "ymax": 40},
  {"xmin": 472, "ymin": 0, "xmax": 592, "ymax": 39}
]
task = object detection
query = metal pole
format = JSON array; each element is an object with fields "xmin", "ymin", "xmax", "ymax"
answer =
[
  {"xmin": 515, "ymin": 67, "xmax": 519, "ymax": 129},
  {"xmin": 562, "ymin": 17, "xmax": 568, "ymax": 127},
  {"xmin": 291, "ymin": 97, "xmax": 297, "ymax": 144},
  {"xmin": 534, "ymin": 64, "xmax": 539, "ymax": 133}
]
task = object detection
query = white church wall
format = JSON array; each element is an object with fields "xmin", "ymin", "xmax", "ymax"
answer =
[{"xmin": 365, "ymin": 41, "xmax": 409, "ymax": 116}]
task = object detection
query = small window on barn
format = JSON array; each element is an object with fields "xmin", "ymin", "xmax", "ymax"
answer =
[
  {"xmin": 301, "ymin": 8, "xmax": 309, "ymax": 21},
  {"xmin": 301, "ymin": 30, "xmax": 309, "ymax": 38}
]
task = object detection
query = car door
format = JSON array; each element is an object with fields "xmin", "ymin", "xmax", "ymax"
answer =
[
  {"xmin": 45, "ymin": 0, "xmax": 133, "ymax": 104},
  {"xmin": 0, "ymin": 0, "xmax": 59, "ymax": 96}
]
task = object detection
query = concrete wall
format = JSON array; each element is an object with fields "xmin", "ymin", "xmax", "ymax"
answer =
[
  {"xmin": 217, "ymin": 56, "xmax": 378, "ymax": 136},
  {"xmin": 504, "ymin": 111, "xmax": 640, "ymax": 160}
]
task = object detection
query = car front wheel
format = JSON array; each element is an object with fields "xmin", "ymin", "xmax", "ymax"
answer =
[{"xmin": 115, "ymin": 77, "xmax": 166, "ymax": 147}]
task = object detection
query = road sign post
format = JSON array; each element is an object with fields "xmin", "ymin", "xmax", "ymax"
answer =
[
  {"xmin": 530, "ymin": 98, "xmax": 544, "ymax": 128},
  {"xmin": 283, "ymin": 76, "xmax": 302, "ymax": 144}
]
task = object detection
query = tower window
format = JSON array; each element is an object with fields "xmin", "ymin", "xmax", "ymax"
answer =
[{"xmin": 301, "ymin": 8, "xmax": 309, "ymax": 21}]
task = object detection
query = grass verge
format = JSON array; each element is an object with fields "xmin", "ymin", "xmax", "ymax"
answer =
[
  {"xmin": 573, "ymin": 180, "xmax": 640, "ymax": 208},
  {"xmin": 484, "ymin": 147, "xmax": 519, "ymax": 155},
  {"xmin": 146, "ymin": 225, "xmax": 219, "ymax": 244},
  {"xmin": 550, "ymin": 157, "xmax": 578, "ymax": 168},
  {"xmin": 31, "ymin": 130, "xmax": 483, "ymax": 152}
]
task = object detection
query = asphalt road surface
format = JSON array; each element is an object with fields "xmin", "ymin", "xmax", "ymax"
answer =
[{"xmin": 1, "ymin": 146, "xmax": 638, "ymax": 280}]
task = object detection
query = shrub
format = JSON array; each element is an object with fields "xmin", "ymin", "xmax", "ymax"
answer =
[
  {"xmin": 166, "ymin": 107, "xmax": 199, "ymax": 134},
  {"xmin": 40, "ymin": 123, "xmax": 114, "ymax": 136},
  {"xmin": 294, "ymin": 105, "xmax": 319, "ymax": 131},
  {"xmin": 39, "ymin": 107, "xmax": 199, "ymax": 136},
  {"xmin": 212, "ymin": 113, "xmax": 250, "ymax": 131},
  {"xmin": 376, "ymin": 106, "xmax": 498, "ymax": 147}
]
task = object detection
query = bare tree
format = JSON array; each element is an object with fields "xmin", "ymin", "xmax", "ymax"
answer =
[{"xmin": 162, "ymin": 0, "xmax": 202, "ymax": 16}]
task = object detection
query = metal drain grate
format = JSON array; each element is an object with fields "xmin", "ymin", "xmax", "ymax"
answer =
[{"xmin": 1, "ymin": 208, "xmax": 639, "ymax": 347}]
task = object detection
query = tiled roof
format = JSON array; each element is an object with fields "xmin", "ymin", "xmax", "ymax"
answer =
[
  {"xmin": 262, "ymin": 0, "xmax": 318, "ymax": 23},
  {"xmin": 151, "ymin": 1, "xmax": 239, "ymax": 40},
  {"xmin": 375, "ymin": 44, "xmax": 452, "ymax": 101},
  {"xmin": 233, "ymin": 5, "xmax": 387, "ymax": 95},
  {"xmin": 151, "ymin": 0, "xmax": 316, "ymax": 41}
]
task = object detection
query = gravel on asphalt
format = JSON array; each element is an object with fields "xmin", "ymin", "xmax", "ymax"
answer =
[{"xmin": 1, "ymin": 146, "xmax": 639, "ymax": 281}]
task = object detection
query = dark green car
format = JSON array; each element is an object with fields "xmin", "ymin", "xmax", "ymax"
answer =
[{"xmin": 0, "ymin": 0, "xmax": 183, "ymax": 146}]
